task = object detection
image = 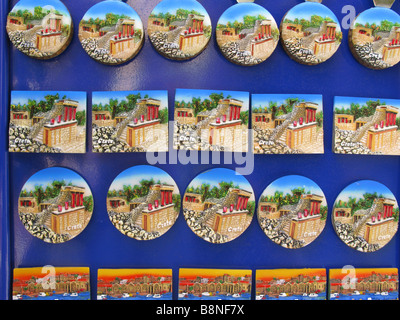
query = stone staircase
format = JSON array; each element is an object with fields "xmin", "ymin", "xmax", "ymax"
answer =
[
  {"xmin": 128, "ymin": 188, "xmax": 160, "ymax": 225},
  {"xmin": 35, "ymin": 188, "xmax": 73, "ymax": 226}
]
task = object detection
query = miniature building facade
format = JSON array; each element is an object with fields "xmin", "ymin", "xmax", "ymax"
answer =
[
  {"xmin": 286, "ymin": 102, "xmax": 318, "ymax": 150},
  {"xmin": 36, "ymin": 13, "xmax": 63, "ymax": 52},
  {"xmin": 209, "ymin": 189, "xmax": 252, "ymax": 235},
  {"xmin": 175, "ymin": 107, "xmax": 196, "ymax": 125},
  {"xmin": 335, "ymin": 114, "xmax": 355, "ymax": 130},
  {"xmin": 109, "ymin": 19, "xmax": 136, "ymax": 57},
  {"xmin": 313, "ymin": 22, "xmax": 337, "ymax": 56},
  {"xmin": 126, "ymin": 99, "xmax": 162, "ymax": 147},
  {"xmin": 141, "ymin": 185, "xmax": 176, "ymax": 233},
  {"xmin": 257, "ymin": 275, "xmax": 326, "ymax": 296},
  {"xmin": 382, "ymin": 28, "xmax": 400, "ymax": 63},
  {"xmin": 178, "ymin": 14, "xmax": 206, "ymax": 54},
  {"xmin": 250, "ymin": 20, "xmax": 274, "ymax": 59},
  {"xmin": 43, "ymin": 99, "xmax": 79, "ymax": 148},
  {"xmin": 50, "ymin": 186, "xmax": 86, "ymax": 237},
  {"xmin": 19, "ymin": 197, "xmax": 39, "ymax": 214},
  {"xmin": 183, "ymin": 193, "xmax": 204, "ymax": 211}
]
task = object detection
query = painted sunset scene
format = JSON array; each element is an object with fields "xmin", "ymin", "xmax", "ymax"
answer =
[
  {"xmin": 6, "ymin": 0, "xmax": 73, "ymax": 59},
  {"xmin": 256, "ymin": 269, "xmax": 327, "ymax": 300},
  {"xmin": 174, "ymin": 88, "xmax": 249, "ymax": 152},
  {"xmin": 97, "ymin": 269, "xmax": 172, "ymax": 300},
  {"xmin": 178, "ymin": 268, "xmax": 252, "ymax": 300},
  {"xmin": 334, "ymin": 96, "xmax": 400, "ymax": 155},
  {"xmin": 216, "ymin": 2, "xmax": 279, "ymax": 66},
  {"xmin": 258, "ymin": 175, "xmax": 327, "ymax": 249},
  {"xmin": 18, "ymin": 167, "xmax": 94, "ymax": 244},
  {"xmin": 13, "ymin": 267, "xmax": 90, "ymax": 300},
  {"xmin": 92, "ymin": 90, "xmax": 168, "ymax": 153},
  {"xmin": 183, "ymin": 168, "xmax": 255, "ymax": 244},
  {"xmin": 148, "ymin": 0, "xmax": 212, "ymax": 60},
  {"xmin": 332, "ymin": 180, "xmax": 399, "ymax": 253},
  {"xmin": 252, "ymin": 94, "xmax": 323, "ymax": 154},
  {"xmin": 107, "ymin": 165, "xmax": 180, "ymax": 241},
  {"xmin": 280, "ymin": 2, "xmax": 342, "ymax": 65},
  {"xmin": 78, "ymin": 0, "xmax": 144, "ymax": 64},
  {"xmin": 350, "ymin": 7, "xmax": 400, "ymax": 69},
  {"xmin": 329, "ymin": 268, "xmax": 398, "ymax": 300},
  {"xmin": 9, "ymin": 91, "xmax": 86, "ymax": 153}
]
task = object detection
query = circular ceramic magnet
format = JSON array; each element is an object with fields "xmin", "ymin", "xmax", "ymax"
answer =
[
  {"xmin": 183, "ymin": 168, "xmax": 255, "ymax": 244},
  {"xmin": 257, "ymin": 175, "xmax": 327, "ymax": 249},
  {"xmin": 18, "ymin": 167, "xmax": 94, "ymax": 243},
  {"xmin": 147, "ymin": 0, "xmax": 212, "ymax": 60},
  {"xmin": 332, "ymin": 180, "xmax": 399, "ymax": 252},
  {"xmin": 280, "ymin": 1, "xmax": 342, "ymax": 65},
  {"xmin": 78, "ymin": 0, "xmax": 144, "ymax": 65},
  {"xmin": 107, "ymin": 165, "xmax": 180, "ymax": 240},
  {"xmin": 6, "ymin": 0, "xmax": 73, "ymax": 59},
  {"xmin": 349, "ymin": 6, "xmax": 400, "ymax": 69},
  {"xmin": 216, "ymin": 1, "xmax": 279, "ymax": 66}
]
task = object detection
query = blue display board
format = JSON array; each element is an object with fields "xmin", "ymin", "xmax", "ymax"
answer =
[{"xmin": 1, "ymin": 0, "xmax": 399, "ymax": 301}]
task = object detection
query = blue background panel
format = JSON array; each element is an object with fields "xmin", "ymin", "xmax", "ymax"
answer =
[{"xmin": 1, "ymin": 0, "xmax": 400, "ymax": 300}]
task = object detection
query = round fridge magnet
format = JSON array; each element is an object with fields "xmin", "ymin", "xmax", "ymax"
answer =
[
  {"xmin": 257, "ymin": 175, "xmax": 327, "ymax": 249},
  {"xmin": 6, "ymin": 0, "xmax": 73, "ymax": 59},
  {"xmin": 78, "ymin": 0, "xmax": 144, "ymax": 65},
  {"xmin": 349, "ymin": 0, "xmax": 400, "ymax": 70},
  {"xmin": 332, "ymin": 180, "xmax": 399, "ymax": 253},
  {"xmin": 18, "ymin": 167, "xmax": 94, "ymax": 244},
  {"xmin": 183, "ymin": 168, "xmax": 255, "ymax": 244},
  {"xmin": 280, "ymin": 0, "xmax": 342, "ymax": 65},
  {"xmin": 147, "ymin": 0, "xmax": 212, "ymax": 60},
  {"xmin": 216, "ymin": 0, "xmax": 279, "ymax": 66},
  {"xmin": 107, "ymin": 165, "xmax": 181, "ymax": 240}
]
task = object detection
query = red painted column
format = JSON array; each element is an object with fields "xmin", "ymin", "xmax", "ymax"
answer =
[
  {"xmin": 156, "ymin": 107, "xmax": 159, "ymax": 119},
  {"xmin": 147, "ymin": 106, "xmax": 150, "ymax": 121},
  {"xmin": 161, "ymin": 191, "xmax": 165, "ymax": 206},
  {"xmin": 169, "ymin": 191, "xmax": 173, "ymax": 205},
  {"xmin": 64, "ymin": 107, "xmax": 68, "ymax": 122},
  {"xmin": 71, "ymin": 193, "xmax": 75, "ymax": 208},
  {"xmin": 80, "ymin": 193, "xmax": 83, "ymax": 206}
]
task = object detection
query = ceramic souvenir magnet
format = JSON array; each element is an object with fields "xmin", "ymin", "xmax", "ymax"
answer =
[
  {"xmin": 92, "ymin": 90, "xmax": 168, "ymax": 153},
  {"xmin": 6, "ymin": 0, "xmax": 73, "ymax": 59},
  {"xmin": 174, "ymin": 88, "xmax": 249, "ymax": 152},
  {"xmin": 329, "ymin": 268, "xmax": 399, "ymax": 300},
  {"xmin": 13, "ymin": 267, "xmax": 90, "ymax": 300},
  {"xmin": 216, "ymin": 0, "xmax": 279, "ymax": 66},
  {"xmin": 333, "ymin": 96, "xmax": 400, "ymax": 155},
  {"xmin": 147, "ymin": 0, "xmax": 212, "ymax": 60},
  {"xmin": 252, "ymin": 94, "xmax": 324, "ymax": 154},
  {"xmin": 107, "ymin": 165, "xmax": 180, "ymax": 240},
  {"xmin": 183, "ymin": 168, "xmax": 255, "ymax": 244},
  {"xmin": 97, "ymin": 269, "xmax": 173, "ymax": 300},
  {"xmin": 256, "ymin": 269, "xmax": 327, "ymax": 300},
  {"xmin": 280, "ymin": 0, "xmax": 342, "ymax": 65},
  {"xmin": 178, "ymin": 268, "xmax": 252, "ymax": 300},
  {"xmin": 257, "ymin": 175, "xmax": 327, "ymax": 249},
  {"xmin": 78, "ymin": 0, "xmax": 144, "ymax": 65},
  {"xmin": 18, "ymin": 167, "xmax": 93, "ymax": 243},
  {"xmin": 9, "ymin": 91, "xmax": 87, "ymax": 153},
  {"xmin": 349, "ymin": 0, "xmax": 400, "ymax": 69},
  {"xmin": 332, "ymin": 180, "xmax": 399, "ymax": 252}
]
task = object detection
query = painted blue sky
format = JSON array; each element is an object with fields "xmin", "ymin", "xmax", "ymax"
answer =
[
  {"xmin": 10, "ymin": 0, "xmax": 70, "ymax": 16},
  {"xmin": 109, "ymin": 165, "xmax": 179, "ymax": 194},
  {"xmin": 218, "ymin": 2, "xmax": 276, "ymax": 26},
  {"xmin": 11, "ymin": 91, "xmax": 87, "ymax": 112},
  {"xmin": 81, "ymin": 0, "xmax": 143, "ymax": 28},
  {"xmin": 186, "ymin": 168, "xmax": 254, "ymax": 201},
  {"xmin": 261, "ymin": 175, "xmax": 327, "ymax": 206},
  {"xmin": 284, "ymin": 2, "xmax": 341, "ymax": 31},
  {"xmin": 334, "ymin": 96, "xmax": 400, "ymax": 117},
  {"xmin": 92, "ymin": 90, "xmax": 168, "ymax": 110},
  {"xmin": 21, "ymin": 167, "xmax": 91, "ymax": 196},
  {"xmin": 335, "ymin": 180, "xmax": 398, "ymax": 207},
  {"xmin": 354, "ymin": 7, "xmax": 400, "ymax": 27},
  {"xmin": 252, "ymin": 94, "xmax": 323, "ymax": 112},
  {"xmin": 175, "ymin": 89, "xmax": 249, "ymax": 111},
  {"xmin": 150, "ymin": 0, "xmax": 211, "ymax": 26}
]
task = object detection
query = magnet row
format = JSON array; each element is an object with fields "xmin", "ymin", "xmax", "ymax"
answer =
[
  {"xmin": 6, "ymin": 0, "xmax": 400, "ymax": 69},
  {"xmin": 18, "ymin": 166, "xmax": 399, "ymax": 253},
  {"xmin": 9, "ymin": 90, "xmax": 400, "ymax": 155},
  {"xmin": 12, "ymin": 266, "xmax": 399, "ymax": 300}
]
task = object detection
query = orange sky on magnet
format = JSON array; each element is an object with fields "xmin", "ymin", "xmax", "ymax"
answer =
[
  {"xmin": 179, "ymin": 269, "xmax": 252, "ymax": 280},
  {"xmin": 14, "ymin": 267, "xmax": 89, "ymax": 280},
  {"xmin": 98, "ymin": 269, "xmax": 172, "ymax": 281},
  {"xmin": 256, "ymin": 269, "xmax": 326, "ymax": 282},
  {"xmin": 329, "ymin": 268, "xmax": 398, "ymax": 280}
]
